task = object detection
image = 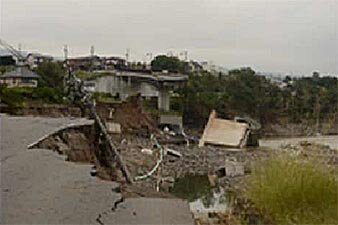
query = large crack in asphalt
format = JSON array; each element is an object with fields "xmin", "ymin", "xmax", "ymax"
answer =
[
  {"xmin": 95, "ymin": 187, "xmax": 125, "ymax": 225},
  {"xmin": 25, "ymin": 122, "xmax": 126, "ymax": 225},
  {"xmin": 96, "ymin": 214, "xmax": 105, "ymax": 225}
]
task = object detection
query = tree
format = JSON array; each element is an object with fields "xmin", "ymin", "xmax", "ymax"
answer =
[
  {"xmin": 312, "ymin": 71, "xmax": 320, "ymax": 79},
  {"xmin": 35, "ymin": 61, "xmax": 65, "ymax": 91},
  {"xmin": 151, "ymin": 55, "xmax": 189, "ymax": 74},
  {"xmin": 0, "ymin": 56, "xmax": 15, "ymax": 66},
  {"xmin": 283, "ymin": 75, "xmax": 292, "ymax": 83},
  {"xmin": 180, "ymin": 67, "xmax": 286, "ymax": 127}
]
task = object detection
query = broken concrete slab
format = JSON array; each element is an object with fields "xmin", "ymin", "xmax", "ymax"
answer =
[
  {"xmin": 166, "ymin": 148, "xmax": 182, "ymax": 158},
  {"xmin": 199, "ymin": 110, "xmax": 249, "ymax": 148},
  {"xmin": 27, "ymin": 119, "xmax": 94, "ymax": 149},
  {"xmin": 159, "ymin": 114, "xmax": 183, "ymax": 129},
  {"xmin": 106, "ymin": 121, "xmax": 122, "ymax": 134}
]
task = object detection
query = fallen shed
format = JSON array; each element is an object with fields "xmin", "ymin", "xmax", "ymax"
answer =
[{"xmin": 198, "ymin": 110, "xmax": 251, "ymax": 148}]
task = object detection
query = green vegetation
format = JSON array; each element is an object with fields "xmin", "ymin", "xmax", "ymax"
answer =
[
  {"xmin": 151, "ymin": 55, "xmax": 189, "ymax": 73},
  {"xmin": 178, "ymin": 68, "xmax": 338, "ymax": 128},
  {"xmin": 288, "ymin": 74, "xmax": 338, "ymax": 123},
  {"xmin": 92, "ymin": 92, "xmax": 121, "ymax": 104},
  {"xmin": 180, "ymin": 68, "xmax": 285, "ymax": 127},
  {"xmin": 0, "ymin": 86, "xmax": 64, "ymax": 108},
  {"xmin": 0, "ymin": 56, "xmax": 15, "ymax": 66},
  {"xmin": 34, "ymin": 61, "xmax": 65, "ymax": 92},
  {"xmin": 245, "ymin": 155, "xmax": 338, "ymax": 224},
  {"xmin": 0, "ymin": 62, "xmax": 66, "ymax": 111},
  {"xmin": 148, "ymin": 54, "xmax": 338, "ymax": 128},
  {"xmin": 0, "ymin": 65, "xmax": 15, "ymax": 74}
]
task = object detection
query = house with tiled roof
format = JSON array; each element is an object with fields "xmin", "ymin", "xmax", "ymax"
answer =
[{"xmin": 0, "ymin": 66, "xmax": 40, "ymax": 88}]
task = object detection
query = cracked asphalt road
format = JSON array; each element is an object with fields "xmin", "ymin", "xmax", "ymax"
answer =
[
  {"xmin": 0, "ymin": 115, "xmax": 194, "ymax": 225},
  {"xmin": 0, "ymin": 115, "xmax": 120, "ymax": 224}
]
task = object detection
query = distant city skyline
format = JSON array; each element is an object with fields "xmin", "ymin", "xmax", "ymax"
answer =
[{"xmin": 0, "ymin": 0, "xmax": 337, "ymax": 76}]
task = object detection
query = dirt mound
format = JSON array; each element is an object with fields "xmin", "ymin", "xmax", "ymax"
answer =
[
  {"xmin": 32, "ymin": 125, "xmax": 96, "ymax": 163},
  {"xmin": 96, "ymin": 99, "xmax": 158, "ymax": 134}
]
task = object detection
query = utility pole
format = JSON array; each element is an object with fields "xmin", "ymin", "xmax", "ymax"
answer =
[
  {"xmin": 17, "ymin": 43, "xmax": 22, "ymax": 65},
  {"xmin": 125, "ymin": 48, "xmax": 130, "ymax": 62},
  {"xmin": 63, "ymin": 45, "xmax": 68, "ymax": 61},
  {"xmin": 90, "ymin": 45, "xmax": 95, "ymax": 57},
  {"xmin": 90, "ymin": 45, "xmax": 95, "ymax": 71}
]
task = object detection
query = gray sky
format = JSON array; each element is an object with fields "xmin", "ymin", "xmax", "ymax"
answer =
[{"xmin": 0, "ymin": 0, "xmax": 337, "ymax": 75}]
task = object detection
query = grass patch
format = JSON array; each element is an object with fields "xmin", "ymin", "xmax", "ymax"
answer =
[
  {"xmin": 92, "ymin": 92, "xmax": 121, "ymax": 104},
  {"xmin": 245, "ymin": 155, "xmax": 338, "ymax": 224}
]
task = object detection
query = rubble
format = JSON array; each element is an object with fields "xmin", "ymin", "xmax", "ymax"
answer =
[
  {"xmin": 134, "ymin": 135, "xmax": 164, "ymax": 182},
  {"xmin": 141, "ymin": 148, "xmax": 153, "ymax": 155},
  {"xmin": 106, "ymin": 121, "xmax": 121, "ymax": 134},
  {"xmin": 165, "ymin": 148, "xmax": 182, "ymax": 158},
  {"xmin": 224, "ymin": 161, "xmax": 245, "ymax": 177}
]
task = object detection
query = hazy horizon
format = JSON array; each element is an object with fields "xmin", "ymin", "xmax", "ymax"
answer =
[{"xmin": 0, "ymin": 0, "xmax": 337, "ymax": 75}]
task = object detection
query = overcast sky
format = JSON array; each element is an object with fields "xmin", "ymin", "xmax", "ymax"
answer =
[{"xmin": 0, "ymin": 0, "xmax": 337, "ymax": 75}]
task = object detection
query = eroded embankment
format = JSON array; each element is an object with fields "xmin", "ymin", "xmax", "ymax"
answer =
[{"xmin": 28, "ymin": 121, "xmax": 120, "ymax": 181}]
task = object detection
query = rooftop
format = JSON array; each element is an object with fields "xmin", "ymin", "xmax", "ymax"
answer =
[{"xmin": 0, "ymin": 66, "xmax": 40, "ymax": 79}]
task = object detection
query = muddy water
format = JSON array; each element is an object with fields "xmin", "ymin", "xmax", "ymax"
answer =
[
  {"xmin": 260, "ymin": 135, "xmax": 338, "ymax": 150},
  {"xmin": 170, "ymin": 175, "xmax": 228, "ymax": 216}
]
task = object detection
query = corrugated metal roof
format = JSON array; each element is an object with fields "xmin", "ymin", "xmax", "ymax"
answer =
[{"xmin": 0, "ymin": 66, "xmax": 40, "ymax": 79}]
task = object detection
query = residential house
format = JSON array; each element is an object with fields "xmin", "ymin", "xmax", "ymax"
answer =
[
  {"xmin": 0, "ymin": 66, "xmax": 40, "ymax": 88},
  {"xmin": 67, "ymin": 55, "xmax": 102, "ymax": 71},
  {"xmin": 101, "ymin": 56, "xmax": 127, "ymax": 70}
]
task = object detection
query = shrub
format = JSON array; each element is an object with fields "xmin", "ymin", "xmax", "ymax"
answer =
[
  {"xmin": 0, "ymin": 87, "xmax": 63, "ymax": 107},
  {"xmin": 92, "ymin": 92, "xmax": 118, "ymax": 103},
  {"xmin": 31, "ymin": 87, "xmax": 63, "ymax": 103},
  {"xmin": 245, "ymin": 156, "xmax": 338, "ymax": 224}
]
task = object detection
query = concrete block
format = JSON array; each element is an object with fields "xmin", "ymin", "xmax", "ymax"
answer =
[
  {"xmin": 199, "ymin": 110, "xmax": 249, "ymax": 148},
  {"xmin": 225, "ymin": 162, "xmax": 245, "ymax": 177},
  {"xmin": 106, "ymin": 122, "xmax": 121, "ymax": 134}
]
